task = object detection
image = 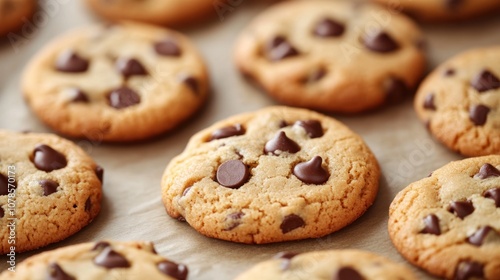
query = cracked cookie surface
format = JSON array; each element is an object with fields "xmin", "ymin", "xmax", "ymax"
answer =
[
  {"xmin": 234, "ymin": 0, "xmax": 426, "ymax": 113},
  {"xmin": 0, "ymin": 240, "xmax": 188, "ymax": 279},
  {"xmin": 388, "ymin": 156, "xmax": 500, "ymax": 279},
  {"xmin": 22, "ymin": 22, "xmax": 209, "ymax": 142},
  {"xmin": 414, "ymin": 46, "xmax": 500, "ymax": 157},
  {"xmin": 161, "ymin": 106, "xmax": 380, "ymax": 244},
  {"xmin": 0, "ymin": 0, "xmax": 36, "ymax": 36},
  {"xmin": 0, "ymin": 130, "xmax": 102, "ymax": 254}
]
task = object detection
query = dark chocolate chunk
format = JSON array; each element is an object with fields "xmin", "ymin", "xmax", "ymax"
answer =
[
  {"xmin": 210, "ymin": 124, "xmax": 245, "ymax": 140},
  {"xmin": 266, "ymin": 36, "xmax": 299, "ymax": 61},
  {"xmin": 108, "ymin": 87, "xmax": 141, "ymax": 109},
  {"xmin": 0, "ymin": 207, "xmax": 4, "ymax": 218},
  {"xmin": 313, "ymin": 18, "xmax": 345, "ymax": 37},
  {"xmin": 66, "ymin": 88, "xmax": 89, "ymax": 103},
  {"xmin": 337, "ymin": 267, "xmax": 365, "ymax": 280},
  {"xmin": 47, "ymin": 263, "xmax": 75, "ymax": 280},
  {"xmin": 420, "ymin": 214, "xmax": 441, "ymax": 235},
  {"xmin": 454, "ymin": 261, "xmax": 484, "ymax": 280},
  {"xmin": 423, "ymin": 93, "xmax": 436, "ymax": 110},
  {"xmin": 280, "ymin": 214, "xmax": 305, "ymax": 234},
  {"xmin": 92, "ymin": 241, "xmax": 111, "ymax": 251},
  {"xmin": 216, "ymin": 160, "xmax": 249, "ymax": 189},
  {"xmin": 467, "ymin": 226, "xmax": 497, "ymax": 246},
  {"xmin": 55, "ymin": 50, "xmax": 89, "ymax": 73},
  {"xmin": 40, "ymin": 179, "xmax": 59, "ymax": 196},
  {"xmin": 95, "ymin": 165, "xmax": 104, "ymax": 183},
  {"xmin": 85, "ymin": 197, "xmax": 91, "ymax": 212},
  {"xmin": 385, "ymin": 77, "xmax": 409, "ymax": 104},
  {"xmin": 157, "ymin": 260, "xmax": 188, "ymax": 280},
  {"xmin": 0, "ymin": 174, "xmax": 9, "ymax": 196},
  {"xmin": 293, "ymin": 156, "xmax": 329, "ymax": 184},
  {"xmin": 476, "ymin": 163, "xmax": 500, "ymax": 179},
  {"xmin": 179, "ymin": 75, "xmax": 199, "ymax": 95},
  {"xmin": 116, "ymin": 57, "xmax": 148, "ymax": 78},
  {"xmin": 224, "ymin": 212, "xmax": 244, "ymax": 231},
  {"xmin": 94, "ymin": 247, "xmax": 131, "ymax": 269},
  {"xmin": 449, "ymin": 201, "xmax": 474, "ymax": 219},
  {"xmin": 294, "ymin": 120, "xmax": 323, "ymax": 138},
  {"xmin": 469, "ymin": 104, "xmax": 490, "ymax": 126},
  {"xmin": 264, "ymin": 131, "xmax": 300, "ymax": 155},
  {"xmin": 484, "ymin": 188, "xmax": 500, "ymax": 207},
  {"xmin": 33, "ymin": 144, "xmax": 67, "ymax": 172},
  {"xmin": 471, "ymin": 70, "xmax": 500, "ymax": 93},
  {"xmin": 154, "ymin": 39, "xmax": 182, "ymax": 56},
  {"xmin": 363, "ymin": 31, "xmax": 399, "ymax": 53}
]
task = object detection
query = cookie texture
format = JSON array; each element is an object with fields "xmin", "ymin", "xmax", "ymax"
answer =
[
  {"xmin": 372, "ymin": 0, "xmax": 500, "ymax": 22},
  {"xmin": 234, "ymin": 0, "xmax": 426, "ymax": 113},
  {"xmin": 236, "ymin": 249, "xmax": 418, "ymax": 280},
  {"xmin": 85, "ymin": 0, "xmax": 215, "ymax": 26},
  {"xmin": 388, "ymin": 156, "xmax": 500, "ymax": 279},
  {"xmin": 414, "ymin": 46, "xmax": 500, "ymax": 157},
  {"xmin": 161, "ymin": 106, "xmax": 380, "ymax": 244},
  {"xmin": 0, "ymin": 130, "xmax": 102, "ymax": 254},
  {"xmin": 22, "ymin": 22, "xmax": 209, "ymax": 142},
  {"xmin": 0, "ymin": 240, "xmax": 188, "ymax": 279},
  {"xmin": 0, "ymin": 0, "xmax": 36, "ymax": 36}
]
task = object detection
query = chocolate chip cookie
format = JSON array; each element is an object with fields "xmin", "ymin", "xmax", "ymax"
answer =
[
  {"xmin": 161, "ymin": 106, "xmax": 380, "ymax": 244},
  {"xmin": 234, "ymin": 0, "xmax": 426, "ymax": 113},
  {"xmin": 22, "ymin": 22, "xmax": 209, "ymax": 142},
  {"xmin": 236, "ymin": 249, "xmax": 418, "ymax": 280},
  {"xmin": 85, "ymin": 0, "xmax": 215, "ymax": 26},
  {"xmin": 0, "ymin": 240, "xmax": 188, "ymax": 279},
  {"xmin": 372, "ymin": 0, "xmax": 500, "ymax": 22},
  {"xmin": 0, "ymin": 0, "xmax": 36, "ymax": 36},
  {"xmin": 414, "ymin": 46, "xmax": 500, "ymax": 157},
  {"xmin": 388, "ymin": 156, "xmax": 500, "ymax": 279},
  {"xmin": 0, "ymin": 130, "xmax": 102, "ymax": 254}
]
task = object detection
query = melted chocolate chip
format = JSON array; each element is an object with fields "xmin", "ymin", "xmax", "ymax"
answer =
[
  {"xmin": 108, "ymin": 87, "xmax": 141, "ymax": 109},
  {"xmin": 467, "ymin": 226, "xmax": 496, "ymax": 246},
  {"xmin": 484, "ymin": 188, "xmax": 500, "ymax": 207},
  {"xmin": 280, "ymin": 214, "xmax": 305, "ymax": 234},
  {"xmin": 421, "ymin": 214, "xmax": 441, "ymax": 235},
  {"xmin": 55, "ymin": 50, "xmax": 89, "ymax": 73},
  {"xmin": 94, "ymin": 247, "xmax": 131, "ymax": 269},
  {"xmin": 92, "ymin": 241, "xmax": 111, "ymax": 251},
  {"xmin": 444, "ymin": 68, "xmax": 456, "ymax": 77},
  {"xmin": 0, "ymin": 207, "xmax": 4, "ymax": 218},
  {"xmin": 477, "ymin": 163, "xmax": 500, "ymax": 179},
  {"xmin": 423, "ymin": 93, "xmax": 436, "ymax": 110},
  {"xmin": 266, "ymin": 36, "xmax": 299, "ymax": 61},
  {"xmin": 154, "ymin": 39, "xmax": 182, "ymax": 56},
  {"xmin": 116, "ymin": 57, "xmax": 148, "ymax": 78},
  {"xmin": 0, "ymin": 174, "xmax": 9, "ymax": 196},
  {"xmin": 337, "ymin": 267, "xmax": 365, "ymax": 280},
  {"xmin": 363, "ymin": 31, "xmax": 399, "ymax": 53},
  {"xmin": 294, "ymin": 120, "xmax": 323, "ymax": 138},
  {"xmin": 274, "ymin": 252, "xmax": 299, "ymax": 260},
  {"xmin": 85, "ymin": 197, "xmax": 91, "ymax": 212},
  {"xmin": 216, "ymin": 160, "xmax": 249, "ymax": 189},
  {"xmin": 385, "ymin": 77, "xmax": 409, "ymax": 104},
  {"xmin": 224, "ymin": 212, "xmax": 244, "ymax": 231},
  {"xmin": 471, "ymin": 70, "xmax": 500, "ymax": 93},
  {"xmin": 454, "ymin": 261, "xmax": 484, "ymax": 280},
  {"xmin": 313, "ymin": 18, "xmax": 345, "ymax": 37},
  {"xmin": 33, "ymin": 144, "xmax": 67, "ymax": 172},
  {"xmin": 179, "ymin": 75, "xmax": 199, "ymax": 95},
  {"xmin": 95, "ymin": 165, "xmax": 104, "ymax": 183},
  {"xmin": 449, "ymin": 201, "xmax": 474, "ymax": 219},
  {"xmin": 469, "ymin": 104, "xmax": 490, "ymax": 126},
  {"xmin": 40, "ymin": 179, "xmax": 59, "ymax": 196},
  {"xmin": 265, "ymin": 131, "xmax": 300, "ymax": 155},
  {"xmin": 293, "ymin": 156, "xmax": 329, "ymax": 184},
  {"xmin": 157, "ymin": 260, "xmax": 188, "ymax": 280},
  {"xmin": 47, "ymin": 263, "xmax": 75, "ymax": 280},
  {"xmin": 210, "ymin": 124, "xmax": 245, "ymax": 140},
  {"xmin": 66, "ymin": 88, "xmax": 89, "ymax": 103}
]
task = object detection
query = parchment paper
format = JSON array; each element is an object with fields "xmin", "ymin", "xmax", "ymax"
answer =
[{"xmin": 1, "ymin": 1, "xmax": 500, "ymax": 279}]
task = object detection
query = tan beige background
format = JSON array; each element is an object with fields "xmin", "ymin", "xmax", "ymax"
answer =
[{"xmin": 0, "ymin": 1, "xmax": 499, "ymax": 279}]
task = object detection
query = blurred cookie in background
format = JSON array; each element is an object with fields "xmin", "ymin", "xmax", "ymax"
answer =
[{"xmin": 0, "ymin": 0, "xmax": 36, "ymax": 36}]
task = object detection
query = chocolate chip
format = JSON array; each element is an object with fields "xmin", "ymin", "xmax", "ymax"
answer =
[
  {"xmin": 66, "ymin": 88, "xmax": 89, "ymax": 103},
  {"xmin": 273, "ymin": 252, "xmax": 299, "ymax": 260},
  {"xmin": 313, "ymin": 18, "xmax": 345, "ymax": 37},
  {"xmin": 94, "ymin": 247, "xmax": 131, "ymax": 269},
  {"xmin": 0, "ymin": 207, "xmax": 4, "ymax": 218},
  {"xmin": 33, "ymin": 144, "xmax": 67, "ymax": 172},
  {"xmin": 0, "ymin": 174, "xmax": 9, "ymax": 196},
  {"xmin": 177, "ymin": 216, "xmax": 186, "ymax": 222},
  {"xmin": 179, "ymin": 75, "xmax": 199, "ymax": 95},
  {"xmin": 55, "ymin": 50, "xmax": 89, "ymax": 73},
  {"xmin": 454, "ymin": 261, "xmax": 484, "ymax": 280},
  {"xmin": 363, "ymin": 31, "xmax": 399, "ymax": 53},
  {"xmin": 294, "ymin": 120, "xmax": 323, "ymax": 138},
  {"xmin": 423, "ymin": 93, "xmax": 436, "ymax": 110},
  {"xmin": 305, "ymin": 68, "xmax": 327, "ymax": 83},
  {"xmin": 93, "ymin": 165, "xmax": 104, "ymax": 183},
  {"xmin": 154, "ymin": 39, "xmax": 182, "ymax": 56},
  {"xmin": 484, "ymin": 188, "xmax": 500, "ymax": 207},
  {"xmin": 471, "ymin": 69, "xmax": 500, "ymax": 93},
  {"xmin": 224, "ymin": 212, "xmax": 244, "ymax": 231},
  {"xmin": 265, "ymin": 131, "xmax": 300, "ymax": 155},
  {"xmin": 444, "ymin": 68, "xmax": 456, "ymax": 77},
  {"xmin": 266, "ymin": 36, "xmax": 299, "ymax": 61},
  {"xmin": 47, "ymin": 263, "xmax": 75, "ymax": 280},
  {"xmin": 385, "ymin": 77, "xmax": 409, "ymax": 104},
  {"xmin": 467, "ymin": 226, "xmax": 497, "ymax": 246},
  {"xmin": 449, "ymin": 201, "xmax": 475, "ymax": 219},
  {"xmin": 280, "ymin": 214, "xmax": 305, "ymax": 234},
  {"xmin": 92, "ymin": 241, "xmax": 111, "ymax": 251},
  {"xmin": 293, "ymin": 156, "xmax": 329, "ymax": 184},
  {"xmin": 469, "ymin": 104, "xmax": 490, "ymax": 126},
  {"xmin": 85, "ymin": 197, "xmax": 91, "ymax": 212},
  {"xmin": 279, "ymin": 120, "xmax": 288, "ymax": 128},
  {"xmin": 40, "ymin": 179, "xmax": 59, "ymax": 196},
  {"xmin": 157, "ymin": 260, "xmax": 188, "ymax": 280},
  {"xmin": 446, "ymin": 0, "xmax": 464, "ymax": 10},
  {"xmin": 216, "ymin": 160, "xmax": 249, "ymax": 189},
  {"xmin": 182, "ymin": 187, "xmax": 192, "ymax": 197},
  {"xmin": 477, "ymin": 163, "xmax": 500, "ymax": 179},
  {"xmin": 420, "ymin": 214, "xmax": 441, "ymax": 235},
  {"xmin": 108, "ymin": 87, "xmax": 141, "ymax": 109},
  {"xmin": 337, "ymin": 267, "xmax": 365, "ymax": 280},
  {"xmin": 116, "ymin": 57, "xmax": 148, "ymax": 78},
  {"xmin": 210, "ymin": 124, "xmax": 245, "ymax": 140}
]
